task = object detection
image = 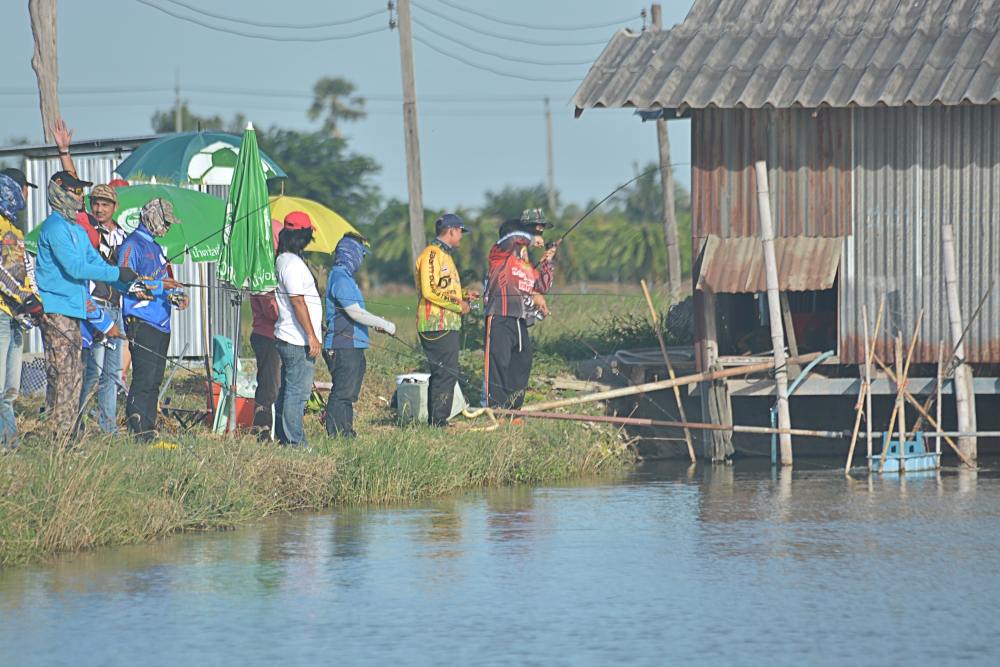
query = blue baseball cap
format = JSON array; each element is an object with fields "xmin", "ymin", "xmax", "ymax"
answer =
[{"xmin": 435, "ymin": 213, "xmax": 468, "ymax": 233}]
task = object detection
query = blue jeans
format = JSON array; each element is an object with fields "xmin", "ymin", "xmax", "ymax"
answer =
[
  {"xmin": 0, "ymin": 313, "xmax": 23, "ymax": 449},
  {"xmin": 80, "ymin": 305, "xmax": 123, "ymax": 433},
  {"xmin": 274, "ymin": 339, "xmax": 316, "ymax": 447}
]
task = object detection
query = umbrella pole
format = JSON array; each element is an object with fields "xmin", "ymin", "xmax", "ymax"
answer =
[{"xmin": 228, "ymin": 288, "xmax": 244, "ymax": 434}]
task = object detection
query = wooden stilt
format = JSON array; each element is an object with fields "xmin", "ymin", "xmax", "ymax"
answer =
[
  {"xmin": 846, "ymin": 300, "xmax": 884, "ymax": 475},
  {"xmin": 879, "ymin": 311, "xmax": 923, "ymax": 469},
  {"xmin": 895, "ymin": 335, "xmax": 907, "ymax": 473}
]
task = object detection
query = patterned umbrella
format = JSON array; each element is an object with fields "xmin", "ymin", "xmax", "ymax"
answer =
[{"xmin": 114, "ymin": 131, "xmax": 286, "ymax": 185}]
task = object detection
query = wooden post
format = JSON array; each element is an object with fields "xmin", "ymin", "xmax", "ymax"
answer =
[
  {"xmin": 865, "ymin": 301, "xmax": 885, "ymax": 471},
  {"xmin": 396, "ymin": 0, "xmax": 427, "ymax": 265},
  {"xmin": 28, "ymin": 0, "xmax": 61, "ymax": 142},
  {"xmin": 754, "ymin": 160, "xmax": 793, "ymax": 465},
  {"xmin": 641, "ymin": 279, "xmax": 695, "ymax": 463},
  {"xmin": 936, "ymin": 342, "xmax": 944, "ymax": 456},
  {"xmin": 895, "ymin": 335, "xmax": 907, "ymax": 472},
  {"xmin": 698, "ymin": 288, "xmax": 734, "ymax": 461},
  {"xmin": 941, "ymin": 224, "xmax": 977, "ymax": 460},
  {"xmin": 779, "ymin": 292, "xmax": 800, "ymax": 376},
  {"xmin": 544, "ymin": 97, "xmax": 557, "ymax": 217},
  {"xmin": 652, "ymin": 4, "xmax": 681, "ymax": 299},
  {"xmin": 879, "ymin": 311, "xmax": 923, "ymax": 469}
]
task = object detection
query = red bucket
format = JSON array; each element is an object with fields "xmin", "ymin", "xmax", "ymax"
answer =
[{"xmin": 209, "ymin": 382, "xmax": 255, "ymax": 428}]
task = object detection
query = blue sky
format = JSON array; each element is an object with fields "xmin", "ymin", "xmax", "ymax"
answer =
[{"xmin": 1, "ymin": 0, "xmax": 694, "ymax": 211}]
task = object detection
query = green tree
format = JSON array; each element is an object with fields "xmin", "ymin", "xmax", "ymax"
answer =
[
  {"xmin": 308, "ymin": 77, "xmax": 365, "ymax": 138},
  {"xmin": 481, "ymin": 184, "xmax": 550, "ymax": 220}
]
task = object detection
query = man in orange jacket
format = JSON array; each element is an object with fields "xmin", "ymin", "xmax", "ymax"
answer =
[{"xmin": 414, "ymin": 213, "xmax": 478, "ymax": 426}]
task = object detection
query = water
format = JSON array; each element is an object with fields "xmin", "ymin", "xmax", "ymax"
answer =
[{"xmin": 2, "ymin": 459, "xmax": 999, "ymax": 666}]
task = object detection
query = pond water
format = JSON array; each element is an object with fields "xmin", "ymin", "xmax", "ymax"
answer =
[{"xmin": 2, "ymin": 459, "xmax": 999, "ymax": 666}]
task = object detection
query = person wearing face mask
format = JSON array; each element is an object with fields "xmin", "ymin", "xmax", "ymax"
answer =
[
  {"xmin": 322, "ymin": 232, "xmax": 395, "ymax": 438},
  {"xmin": 35, "ymin": 171, "xmax": 134, "ymax": 441},
  {"xmin": 118, "ymin": 198, "xmax": 187, "ymax": 440}
]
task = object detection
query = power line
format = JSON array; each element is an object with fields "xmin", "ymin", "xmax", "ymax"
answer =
[
  {"xmin": 134, "ymin": 0, "xmax": 388, "ymax": 41},
  {"xmin": 159, "ymin": 0, "xmax": 384, "ymax": 29},
  {"xmin": 412, "ymin": 16, "xmax": 595, "ymax": 67},
  {"xmin": 411, "ymin": 2, "xmax": 612, "ymax": 47},
  {"xmin": 412, "ymin": 34, "xmax": 583, "ymax": 83},
  {"xmin": 434, "ymin": 0, "xmax": 639, "ymax": 31}
]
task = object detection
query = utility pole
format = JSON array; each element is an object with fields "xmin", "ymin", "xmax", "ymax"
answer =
[
  {"xmin": 650, "ymin": 4, "xmax": 682, "ymax": 300},
  {"xmin": 28, "ymin": 0, "xmax": 61, "ymax": 142},
  {"xmin": 544, "ymin": 97, "xmax": 557, "ymax": 216},
  {"xmin": 174, "ymin": 69, "xmax": 182, "ymax": 132},
  {"xmin": 395, "ymin": 0, "xmax": 427, "ymax": 264}
]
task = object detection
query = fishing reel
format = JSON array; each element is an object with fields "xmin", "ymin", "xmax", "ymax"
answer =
[{"xmin": 128, "ymin": 278, "xmax": 187, "ymax": 306}]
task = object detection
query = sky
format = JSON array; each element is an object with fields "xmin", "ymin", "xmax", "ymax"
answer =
[{"xmin": 1, "ymin": 0, "xmax": 694, "ymax": 212}]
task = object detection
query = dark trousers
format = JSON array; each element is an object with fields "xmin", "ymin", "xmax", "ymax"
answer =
[
  {"xmin": 419, "ymin": 330, "xmax": 460, "ymax": 425},
  {"xmin": 484, "ymin": 316, "xmax": 533, "ymax": 409},
  {"xmin": 126, "ymin": 320, "xmax": 170, "ymax": 439},
  {"xmin": 250, "ymin": 333, "xmax": 282, "ymax": 432},
  {"xmin": 324, "ymin": 347, "xmax": 366, "ymax": 437}
]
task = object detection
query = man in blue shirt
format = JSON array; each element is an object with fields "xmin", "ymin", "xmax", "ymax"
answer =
[
  {"xmin": 35, "ymin": 171, "xmax": 135, "ymax": 441},
  {"xmin": 118, "ymin": 198, "xmax": 187, "ymax": 440},
  {"xmin": 323, "ymin": 233, "xmax": 395, "ymax": 437}
]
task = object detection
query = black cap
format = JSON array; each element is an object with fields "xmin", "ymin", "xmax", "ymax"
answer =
[
  {"xmin": 49, "ymin": 170, "xmax": 93, "ymax": 189},
  {"xmin": 435, "ymin": 213, "xmax": 468, "ymax": 234},
  {"xmin": 1, "ymin": 167, "xmax": 36, "ymax": 189}
]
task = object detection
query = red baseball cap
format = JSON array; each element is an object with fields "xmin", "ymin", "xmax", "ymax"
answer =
[
  {"xmin": 283, "ymin": 210, "xmax": 314, "ymax": 230},
  {"xmin": 108, "ymin": 178, "xmax": 130, "ymax": 188}
]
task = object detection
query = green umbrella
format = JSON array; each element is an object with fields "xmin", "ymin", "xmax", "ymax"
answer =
[
  {"xmin": 114, "ymin": 131, "xmax": 286, "ymax": 185},
  {"xmin": 216, "ymin": 124, "xmax": 277, "ymax": 292},
  {"xmin": 24, "ymin": 184, "xmax": 226, "ymax": 262}
]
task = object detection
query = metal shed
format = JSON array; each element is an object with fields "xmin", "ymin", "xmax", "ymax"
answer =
[{"xmin": 574, "ymin": 0, "xmax": 1000, "ymax": 366}]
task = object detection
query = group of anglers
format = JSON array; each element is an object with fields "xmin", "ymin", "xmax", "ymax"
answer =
[{"xmin": 0, "ymin": 134, "xmax": 558, "ymax": 450}]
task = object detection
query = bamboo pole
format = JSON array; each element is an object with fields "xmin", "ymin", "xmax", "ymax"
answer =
[
  {"xmin": 845, "ymin": 300, "xmax": 884, "ymax": 475},
  {"xmin": 754, "ymin": 160, "xmax": 793, "ymax": 465},
  {"xmin": 895, "ymin": 335, "xmax": 907, "ymax": 473},
  {"xmin": 941, "ymin": 224, "xmax": 977, "ymax": 460},
  {"xmin": 523, "ymin": 351, "xmax": 823, "ymax": 413},
  {"xmin": 867, "ymin": 299, "xmax": 885, "ymax": 470},
  {"xmin": 496, "ymin": 408, "xmax": 846, "ymax": 439},
  {"xmin": 878, "ymin": 312, "xmax": 923, "ymax": 469},
  {"xmin": 873, "ymin": 354, "xmax": 976, "ymax": 468},
  {"xmin": 936, "ymin": 342, "xmax": 944, "ymax": 456},
  {"xmin": 640, "ymin": 279, "xmax": 695, "ymax": 463}
]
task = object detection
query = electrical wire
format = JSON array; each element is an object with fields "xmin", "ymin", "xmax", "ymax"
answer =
[
  {"xmin": 412, "ymin": 17, "xmax": 596, "ymax": 66},
  {"xmin": 159, "ymin": 0, "xmax": 384, "ymax": 29},
  {"xmin": 434, "ymin": 0, "xmax": 639, "ymax": 31},
  {"xmin": 134, "ymin": 0, "xmax": 388, "ymax": 42},
  {"xmin": 412, "ymin": 34, "xmax": 583, "ymax": 83},
  {"xmin": 411, "ymin": 2, "xmax": 614, "ymax": 47}
]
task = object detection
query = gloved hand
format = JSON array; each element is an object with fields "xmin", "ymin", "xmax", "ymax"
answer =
[{"xmin": 119, "ymin": 266, "xmax": 138, "ymax": 283}]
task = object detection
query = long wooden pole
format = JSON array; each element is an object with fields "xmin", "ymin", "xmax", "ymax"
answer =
[
  {"xmin": 846, "ymin": 301, "xmax": 884, "ymax": 475},
  {"xmin": 873, "ymin": 354, "xmax": 976, "ymax": 468},
  {"xmin": 754, "ymin": 160, "xmax": 793, "ymax": 465},
  {"xmin": 640, "ymin": 279, "xmax": 695, "ymax": 463},
  {"xmin": 28, "ymin": 0, "xmax": 61, "ymax": 142},
  {"xmin": 936, "ymin": 342, "xmax": 944, "ymax": 456},
  {"xmin": 879, "ymin": 311, "xmax": 924, "ymax": 469},
  {"xmin": 941, "ymin": 224, "xmax": 977, "ymax": 459},
  {"xmin": 396, "ymin": 0, "xmax": 427, "ymax": 265},
  {"xmin": 523, "ymin": 352, "xmax": 823, "ymax": 413},
  {"xmin": 895, "ymin": 335, "xmax": 908, "ymax": 472},
  {"xmin": 650, "ymin": 3, "xmax": 681, "ymax": 299},
  {"xmin": 868, "ymin": 299, "xmax": 885, "ymax": 467}
]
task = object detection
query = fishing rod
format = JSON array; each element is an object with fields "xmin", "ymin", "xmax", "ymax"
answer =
[{"xmin": 552, "ymin": 165, "xmax": 661, "ymax": 246}]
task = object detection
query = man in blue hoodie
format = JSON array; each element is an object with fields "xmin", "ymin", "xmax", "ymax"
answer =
[
  {"xmin": 118, "ymin": 198, "xmax": 187, "ymax": 439},
  {"xmin": 35, "ymin": 171, "xmax": 136, "ymax": 440},
  {"xmin": 323, "ymin": 233, "xmax": 395, "ymax": 437}
]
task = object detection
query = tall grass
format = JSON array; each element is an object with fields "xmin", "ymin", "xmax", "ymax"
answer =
[{"xmin": 0, "ymin": 421, "xmax": 632, "ymax": 567}]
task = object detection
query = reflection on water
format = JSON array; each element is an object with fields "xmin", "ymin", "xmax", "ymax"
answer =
[{"xmin": 2, "ymin": 459, "xmax": 999, "ymax": 667}]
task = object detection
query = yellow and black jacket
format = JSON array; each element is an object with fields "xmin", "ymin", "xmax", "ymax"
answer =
[{"xmin": 414, "ymin": 239, "xmax": 465, "ymax": 332}]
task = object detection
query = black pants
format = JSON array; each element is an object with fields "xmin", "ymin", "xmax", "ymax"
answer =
[
  {"xmin": 126, "ymin": 320, "xmax": 170, "ymax": 439},
  {"xmin": 250, "ymin": 333, "xmax": 282, "ymax": 432},
  {"xmin": 484, "ymin": 316, "xmax": 532, "ymax": 409},
  {"xmin": 419, "ymin": 330, "xmax": 460, "ymax": 426},
  {"xmin": 324, "ymin": 347, "xmax": 366, "ymax": 437}
]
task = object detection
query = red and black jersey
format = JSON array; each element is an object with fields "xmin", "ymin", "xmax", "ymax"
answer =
[{"xmin": 483, "ymin": 237, "xmax": 554, "ymax": 319}]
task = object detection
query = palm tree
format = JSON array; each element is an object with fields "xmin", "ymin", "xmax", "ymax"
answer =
[{"xmin": 308, "ymin": 77, "xmax": 366, "ymax": 138}]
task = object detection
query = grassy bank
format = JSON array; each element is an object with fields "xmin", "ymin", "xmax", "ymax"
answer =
[{"xmin": 0, "ymin": 421, "xmax": 632, "ymax": 567}]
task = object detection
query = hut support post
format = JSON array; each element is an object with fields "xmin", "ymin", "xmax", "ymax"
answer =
[
  {"xmin": 754, "ymin": 160, "xmax": 793, "ymax": 466},
  {"xmin": 941, "ymin": 224, "xmax": 977, "ymax": 460},
  {"xmin": 936, "ymin": 342, "xmax": 944, "ymax": 457},
  {"xmin": 698, "ymin": 289, "xmax": 734, "ymax": 462}
]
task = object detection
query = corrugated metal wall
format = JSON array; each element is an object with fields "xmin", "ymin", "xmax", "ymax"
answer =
[
  {"xmin": 843, "ymin": 105, "xmax": 1000, "ymax": 364},
  {"xmin": 691, "ymin": 107, "xmax": 852, "ymax": 240}
]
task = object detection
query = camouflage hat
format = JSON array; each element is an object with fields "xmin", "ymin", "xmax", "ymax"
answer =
[
  {"xmin": 90, "ymin": 183, "xmax": 118, "ymax": 204},
  {"xmin": 519, "ymin": 207, "xmax": 550, "ymax": 227},
  {"xmin": 140, "ymin": 197, "xmax": 181, "ymax": 236}
]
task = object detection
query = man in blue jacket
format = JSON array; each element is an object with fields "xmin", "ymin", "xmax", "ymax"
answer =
[
  {"xmin": 119, "ymin": 198, "xmax": 187, "ymax": 440},
  {"xmin": 35, "ymin": 171, "xmax": 136, "ymax": 440}
]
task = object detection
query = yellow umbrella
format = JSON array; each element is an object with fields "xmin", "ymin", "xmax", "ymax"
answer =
[{"xmin": 268, "ymin": 194, "xmax": 360, "ymax": 254}]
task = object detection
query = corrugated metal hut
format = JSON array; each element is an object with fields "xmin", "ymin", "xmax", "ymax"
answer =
[{"xmin": 574, "ymin": 0, "xmax": 1000, "ymax": 371}]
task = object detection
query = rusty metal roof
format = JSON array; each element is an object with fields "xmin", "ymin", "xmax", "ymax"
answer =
[
  {"xmin": 696, "ymin": 235, "xmax": 842, "ymax": 293},
  {"xmin": 573, "ymin": 0, "xmax": 1000, "ymax": 112}
]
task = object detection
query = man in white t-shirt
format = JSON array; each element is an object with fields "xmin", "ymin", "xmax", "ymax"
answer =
[{"xmin": 273, "ymin": 211, "xmax": 322, "ymax": 446}]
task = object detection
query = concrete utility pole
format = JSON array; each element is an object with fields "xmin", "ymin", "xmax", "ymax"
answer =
[
  {"xmin": 395, "ymin": 0, "xmax": 427, "ymax": 264},
  {"xmin": 28, "ymin": 0, "xmax": 61, "ymax": 142},
  {"xmin": 174, "ymin": 69, "xmax": 182, "ymax": 132},
  {"xmin": 755, "ymin": 160, "xmax": 793, "ymax": 466},
  {"xmin": 545, "ymin": 97, "xmax": 557, "ymax": 216},
  {"xmin": 650, "ymin": 4, "xmax": 682, "ymax": 300}
]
